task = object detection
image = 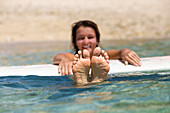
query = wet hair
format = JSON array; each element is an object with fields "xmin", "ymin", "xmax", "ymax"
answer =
[{"xmin": 71, "ymin": 20, "xmax": 100, "ymax": 53}]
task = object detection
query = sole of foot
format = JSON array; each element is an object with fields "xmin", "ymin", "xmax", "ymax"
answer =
[
  {"xmin": 72, "ymin": 49, "xmax": 91, "ymax": 85},
  {"xmin": 91, "ymin": 47, "xmax": 110, "ymax": 83}
]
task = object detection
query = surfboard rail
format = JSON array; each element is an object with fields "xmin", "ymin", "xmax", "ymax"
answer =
[{"xmin": 0, "ymin": 56, "xmax": 170, "ymax": 76}]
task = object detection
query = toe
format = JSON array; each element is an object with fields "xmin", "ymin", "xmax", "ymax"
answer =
[
  {"xmin": 101, "ymin": 50, "xmax": 106, "ymax": 56},
  {"xmin": 93, "ymin": 47, "xmax": 101, "ymax": 56},
  {"xmin": 73, "ymin": 55, "xmax": 78, "ymax": 64},
  {"xmin": 104, "ymin": 52, "xmax": 109, "ymax": 59},
  {"xmin": 78, "ymin": 50, "xmax": 82, "ymax": 58},
  {"xmin": 83, "ymin": 49, "xmax": 90, "ymax": 59},
  {"xmin": 75, "ymin": 54, "xmax": 79, "ymax": 58}
]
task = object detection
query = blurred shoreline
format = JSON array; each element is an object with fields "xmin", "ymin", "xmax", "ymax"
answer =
[
  {"xmin": 1, "ymin": 38, "xmax": 170, "ymax": 55},
  {"xmin": 0, "ymin": 0, "xmax": 170, "ymax": 43}
]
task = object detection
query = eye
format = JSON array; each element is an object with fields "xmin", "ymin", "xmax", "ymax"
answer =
[
  {"xmin": 88, "ymin": 36, "xmax": 94, "ymax": 39},
  {"xmin": 77, "ymin": 37, "xmax": 84, "ymax": 40}
]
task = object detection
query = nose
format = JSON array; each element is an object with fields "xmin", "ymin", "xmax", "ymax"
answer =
[{"xmin": 83, "ymin": 37, "xmax": 89, "ymax": 44}]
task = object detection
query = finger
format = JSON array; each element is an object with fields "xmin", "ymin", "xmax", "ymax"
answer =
[
  {"xmin": 65, "ymin": 64, "xmax": 68, "ymax": 75},
  {"xmin": 125, "ymin": 57, "xmax": 138, "ymax": 66},
  {"xmin": 124, "ymin": 60, "xmax": 128, "ymax": 65},
  {"xmin": 133, "ymin": 54, "xmax": 142, "ymax": 66},
  {"xmin": 61, "ymin": 65, "xmax": 65, "ymax": 76},
  {"xmin": 58, "ymin": 64, "xmax": 61, "ymax": 74},
  {"xmin": 130, "ymin": 54, "xmax": 141, "ymax": 66},
  {"xmin": 131, "ymin": 51, "xmax": 140, "ymax": 58},
  {"xmin": 130, "ymin": 55, "xmax": 140, "ymax": 66},
  {"xmin": 130, "ymin": 53, "xmax": 140, "ymax": 61},
  {"xmin": 125, "ymin": 52, "xmax": 139, "ymax": 65},
  {"xmin": 68, "ymin": 64, "xmax": 72, "ymax": 75},
  {"xmin": 129, "ymin": 51, "xmax": 140, "ymax": 60}
]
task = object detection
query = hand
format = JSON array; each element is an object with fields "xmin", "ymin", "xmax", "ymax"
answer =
[
  {"xmin": 120, "ymin": 48, "xmax": 141, "ymax": 66},
  {"xmin": 58, "ymin": 58, "xmax": 73, "ymax": 75}
]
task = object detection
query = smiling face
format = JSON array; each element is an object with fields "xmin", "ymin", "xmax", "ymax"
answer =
[{"xmin": 76, "ymin": 26, "xmax": 98, "ymax": 57}]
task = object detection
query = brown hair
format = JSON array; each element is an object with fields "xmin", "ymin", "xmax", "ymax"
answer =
[{"xmin": 71, "ymin": 20, "xmax": 100, "ymax": 53}]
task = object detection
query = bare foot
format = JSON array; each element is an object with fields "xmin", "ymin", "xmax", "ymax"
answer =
[
  {"xmin": 72, "ymin": 49, "xmax": 91, "ymax": 85},
  {"xmin": 91, "ymin": 47, "xmax": 110, "ymax": 83}
]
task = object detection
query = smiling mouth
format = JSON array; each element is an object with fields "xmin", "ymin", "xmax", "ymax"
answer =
[{"xmin": 83, "ymin": 46, "xmax": 91, "ymax": 49}]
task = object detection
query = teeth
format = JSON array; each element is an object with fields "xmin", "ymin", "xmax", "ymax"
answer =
[{"xmin": 83, "ymin": 46, "xmax": 90, "ymax": 49}]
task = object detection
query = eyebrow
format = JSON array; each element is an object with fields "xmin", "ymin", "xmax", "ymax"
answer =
[{"xmin": 77, "ymin": 34, "xmax": 95, "ymax": 37}]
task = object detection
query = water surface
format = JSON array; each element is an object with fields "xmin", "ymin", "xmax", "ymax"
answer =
[{"xmin": 0, "ymin": 39, "xmax": 170, "ymax": 113}]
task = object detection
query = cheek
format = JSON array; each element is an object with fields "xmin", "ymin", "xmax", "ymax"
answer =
[
  {"xmin": 76, "ymin": 40, "xmax": 82, "ymax": 48},
  {"xmin": 91, "ymin": 39, "xmax": 98, "ymax": 46}
]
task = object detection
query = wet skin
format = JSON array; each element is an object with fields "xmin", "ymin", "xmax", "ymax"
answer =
[
  {"xmin": 73, "ymin": 47, "xmax": 110, "ymax": 84},
  {"xmin": 53, "ymin": 26, "xmax": 141, "ymax": 78}
]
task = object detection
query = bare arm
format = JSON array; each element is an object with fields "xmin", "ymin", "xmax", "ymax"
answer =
[
  {"xmin": 106, "ymin": 49, "xmax": 121, "ymax": 60},
  {"xmin": 53, "ymin": 52, "xmax": 74, "ymax": 65},
  {"xmin": 106, "ymin": 48, "xmax": 141, "ymax": 66},
  {"xmin": 53, "ymin": 53, "xmax": 75, "ymax": 75}
]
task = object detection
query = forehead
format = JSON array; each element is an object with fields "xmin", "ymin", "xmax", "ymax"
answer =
[{"xmin": 76, "ymin": 26, "xmax": 95, "ymax": 35}]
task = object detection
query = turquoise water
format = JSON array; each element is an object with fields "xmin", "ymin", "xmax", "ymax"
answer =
[{"xmin": 0, "ymin": 39, "xmax": 170, "ymax": 113}]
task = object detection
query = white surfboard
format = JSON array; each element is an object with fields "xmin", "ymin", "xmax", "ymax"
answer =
[{"xmin": 0, "ymin": 56, "xmax": 170, "ymax": 76}]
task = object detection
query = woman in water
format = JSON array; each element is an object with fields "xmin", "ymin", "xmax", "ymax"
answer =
[{"xmin": 53, "ymin": 20, "xmax": 141, "ymax": 84}]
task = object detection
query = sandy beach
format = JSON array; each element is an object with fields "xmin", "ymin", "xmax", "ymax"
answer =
[{"xmin": 0, "ymin": 0, "xmax": 169, "ymax": 43}]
